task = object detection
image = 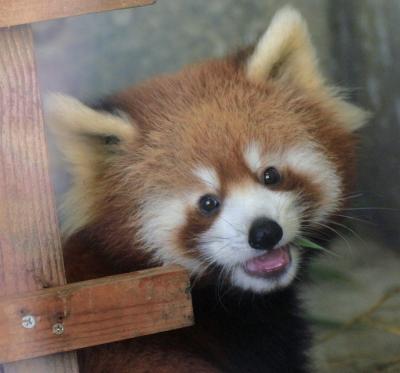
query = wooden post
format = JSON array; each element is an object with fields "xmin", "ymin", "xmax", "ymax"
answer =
[{"xmin": 0, "ymin": 25, "xmax": 79, "ymax": 372}]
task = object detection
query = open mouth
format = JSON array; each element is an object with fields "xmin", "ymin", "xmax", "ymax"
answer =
[{"xmin": 243, "ymin": 245, "xmax": 291, "ymax": 278}]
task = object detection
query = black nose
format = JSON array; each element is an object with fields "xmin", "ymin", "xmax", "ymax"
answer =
[{"xmin": 248, "ymin": 218, "xmax": 283, "ymax": 251}]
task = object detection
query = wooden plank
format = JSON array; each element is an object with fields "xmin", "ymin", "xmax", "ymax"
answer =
[
  {"xmin": 0, "ymin": 0, "xmax": 155, "ymax": 28},
  {"xmin": 0, "ymin": 266, "xmax": 193, "ymax": 364},
  {"xmin": 0, "ymin": 25, "xmax": 79, "ymax": 371}
]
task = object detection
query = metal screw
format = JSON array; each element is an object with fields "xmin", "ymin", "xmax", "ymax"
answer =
[
  {"xmin": 52, "ymin": 323, "xmax": 64, "ymax": 335},
  {"xmin": 21, "ymin": 315, "xmax": 36, "ymax": 329}
]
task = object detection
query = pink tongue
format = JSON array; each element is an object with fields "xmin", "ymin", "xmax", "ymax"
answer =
[{"xmin": 245, "ymin": 246, "xmax": 290, "ymax": 274}]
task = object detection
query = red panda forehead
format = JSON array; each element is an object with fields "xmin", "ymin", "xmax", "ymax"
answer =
[
  {"xmin": 132, "ymin": 76, "xmax": 309, "ymax": 163},
  {"xmin": 121, "ymin": 58, "xmax": 311, "ymax": 130},
  {"xmin": 136, "ymin": 65, "xmax": 339, "ymax": 152},
  {"xmin": 120, "ymin": 58, "xmax": 355, "ymax": 191}
]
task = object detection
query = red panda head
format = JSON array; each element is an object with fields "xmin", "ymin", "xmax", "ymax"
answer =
[{"xmin": 47, "ymin": 7, "xmax": 368, "ymax": 293}]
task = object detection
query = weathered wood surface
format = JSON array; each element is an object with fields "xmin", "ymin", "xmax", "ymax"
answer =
[
  {"xmin": 0, "ymin": 25, "xmax": 79, "ymax": 372},
  {"xmin": 0, "ymin": 26, "xmax": 66, "ymax": 297},
  {"xmin": 0, "ymin": 266, "xmax": 193, "ymax": 364},
  {"xmin": 0, "ymin": 0, "xmax": 155, "ymax": 28}
]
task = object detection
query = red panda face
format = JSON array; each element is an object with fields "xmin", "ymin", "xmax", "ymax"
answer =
[
  {"xmin": 136, "ymin": 146, "xmax": 340, "ymax": 293},
  {"xmin": 120, "ymin": 63, "xmax": 356, "ymax": 293},
  {"xmin": 48, "ymin": 7, "xmax": 367, "ymax": 293}
]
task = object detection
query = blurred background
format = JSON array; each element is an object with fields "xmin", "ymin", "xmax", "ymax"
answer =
[{"xmin": 32, "ymin": 1, "xmax": 400, "ymax": 371}]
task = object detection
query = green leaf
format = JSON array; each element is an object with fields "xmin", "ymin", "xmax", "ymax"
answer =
[{"xmin": 294, "ymin": 237, "xmax": 325, "ymax": 250}]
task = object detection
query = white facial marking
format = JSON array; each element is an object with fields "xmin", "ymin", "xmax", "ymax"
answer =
[
  {"xmin": 138, "ymin": 194, "xmax": 203, "ymax": 273},
  {"xmin": 194, "ymin": 166, "xmax": 220, "ymax": 191},
  {"xmin": 284, "ymin": 145, "xmax": 341, "ymax": 221},
  {"xmin": 244, "ymin": 142, "xmax": 263, "ymax": 173}
]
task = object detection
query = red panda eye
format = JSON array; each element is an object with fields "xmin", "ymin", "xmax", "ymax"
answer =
[
  {"xmin": 198, "ymin": 194, "xmax": 220, "ymax": 215},
  {"xmin": 263, "ymin": 167, "xmax": 281, "ymax": 186}
]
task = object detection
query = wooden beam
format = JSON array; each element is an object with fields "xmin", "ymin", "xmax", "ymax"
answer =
[
  {"xmin": 0, "ymin": 0, "xmax": 155, "ymax": 28},
  {"xmin": 0, "ymin": 25, "xmax": 79, "ymax": 371},
  {"xmin": 0, "ymin": 266, "xmax": 193, "ymax": 364}
]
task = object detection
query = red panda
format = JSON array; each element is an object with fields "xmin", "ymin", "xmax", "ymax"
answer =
[{"xmin": 47, "ymin": 6, "xmax": 368, "ymax": 373}]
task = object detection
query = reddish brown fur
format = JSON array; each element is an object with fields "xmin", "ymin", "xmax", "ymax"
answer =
[
  {"xmin": 177, "ymin": 208, "xmax": 218, "ymax": 252},
  {"xmin": 278, "ymin": 167, "xmax": 324, "ymax": 210}
]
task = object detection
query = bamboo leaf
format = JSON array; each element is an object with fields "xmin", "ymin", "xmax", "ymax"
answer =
[{"xmin": 294, "ymin": 237, "xmax": 326, "ymax": 250}]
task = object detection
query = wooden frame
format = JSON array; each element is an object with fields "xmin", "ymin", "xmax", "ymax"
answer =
[
  {"xmin": 0, "ymin": 1, "xmax": 193, "ymax": 371},
  {"xmin": 0, "ymin": 267, "xmax": 192, "ymax": 364}
]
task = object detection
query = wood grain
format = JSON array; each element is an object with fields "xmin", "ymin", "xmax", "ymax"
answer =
[
  {"xmin": 0, "ymin": 266, "xmax": 193, "ymax": 364},
  {"xmin": 0, "ymin": 25, "xmax": 78, "ymax": 371},
  {"xmin": 0, "ymin": 0, "xmax": 155, "ymax": 27},
  {"xmin": 0, "ymin": 25, "xmax": 66, "ymax": 306}
]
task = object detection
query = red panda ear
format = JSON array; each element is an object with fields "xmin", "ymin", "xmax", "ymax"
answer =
[
  {"xmin": 246, "ymin": 6, "xmax": 323, "ymax": 91},
  {"xmin": 245, "ymin": 6, "xmax": 369, "ymax": 132},
  {"xmin": 46, "ymin": 93, "xmax": 137, "ymax": 169},
  {"xmin": 45, "ymin": 94, "xmax": 137, "ymax": 235}
]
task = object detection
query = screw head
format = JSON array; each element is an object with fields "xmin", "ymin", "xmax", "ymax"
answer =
[
  {"xmin": 21, "ymin": 315, "xmax": 36, "ymax": 329},
  {"xmin": 52, "ymin": 323, "xmax": 64, "ymax": 335}
]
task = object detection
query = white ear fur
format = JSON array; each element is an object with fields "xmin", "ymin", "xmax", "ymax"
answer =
[
  {"xmin": 246, "ymin": 6, "xmax": 369, "ymax": 131},
  {"xmin": 45, "ymin": 93, "xmax": 137, "ymax": 236},
  {"xmin": 246, "ymin": 6, "xmax": 323, "ymax": 90},
  {"xmin": 46, "ymin": 93, "xmax": 136, "ymax": 168}
]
